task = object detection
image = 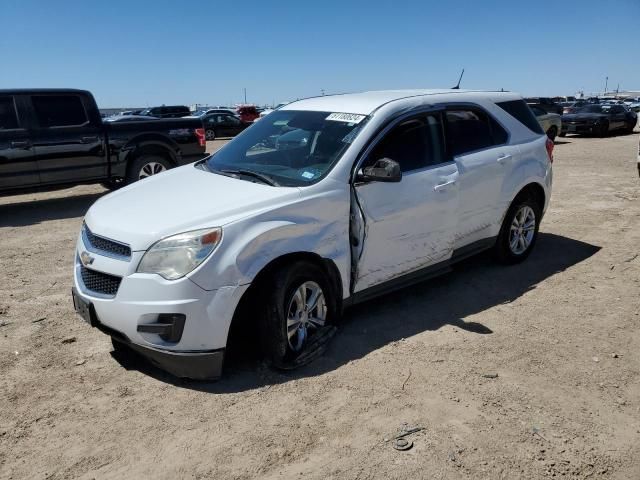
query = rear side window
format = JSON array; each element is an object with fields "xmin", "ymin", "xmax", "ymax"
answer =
[
  {"xmin": 445, "ymin": 109, "xmax": 508, "ymax": 156},
  {"xmin": 32, "ymin": 95, "xmax": 88, "ymax": 127},
  {"xmin": 0, "ymin": 96, "xmax": 19, "ymax": 130},
  {"xmin": 496, "ymin": 100, "xmax": 544, "ymax": 135},
  {"xmin": 368, "ymin": 114, "xmax": 445, "ymax": 172}
]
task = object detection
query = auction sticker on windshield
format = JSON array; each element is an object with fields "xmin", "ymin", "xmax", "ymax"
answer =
[{"xmin": 326, "ymin": 112, "xmax": 366, "ymax": 124}]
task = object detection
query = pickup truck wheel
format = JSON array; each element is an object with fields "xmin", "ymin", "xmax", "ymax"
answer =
[
  {"xmin": 494, "ymin": 198, "xmax": 541, "ymax": 264},
  {"xmin": 262, "ymin": 262, "xmax": 336, "ymax": 369},
  {"xmin": 205, "ymin": 129, "xmax": 216, "ymax": 140},
  {"xmin": 126, "ymin": 155, "xmax": 172, "ymax": 184}
]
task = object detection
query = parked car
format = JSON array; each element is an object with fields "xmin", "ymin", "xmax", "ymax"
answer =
[
  {"xmin": 560, "ymin": 104, "xmax": 637, "ymax": 137},
  {"xmin": 72, "ymin": 89, "xmax": 553, "ymax": 380},
  {"xmin": 202, "ymin": 113, "xmax": 251, "ymax": 140},
  {"xmin": 624, "ymin": 97, "xmax": 640, "ymax": 112},
  {"xmin": 139, "ymin": 105, "xmax": 191, "ymax": 118},
  {"xmin": 197, "ymin": 108, "xmax": 238, "ymax": 117},
  {"xmin": 236, "ymin": 105, "xmax": 259, "ymax": 122},
  {"xmin": 0, "ymin": 89, "xmax": 206, "ymax": 193},
  {"xmin": 259, "ymin": 102, "xmax": 290, "ymax": 118},
  {"xmin": 530, "ymin": 105, "xmax": 562, "ymax": 140},
  {"xmin": 525, "ymin": 97, "xmax": 563, "ymax": 115},
  {"xmin": 561, "ymin": 100, "xmax": 587, "ymax": 115}
]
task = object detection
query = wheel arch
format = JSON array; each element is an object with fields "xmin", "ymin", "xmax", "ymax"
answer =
[{"xmin": 226, "ymin": 251, "xmax": 343, "ymax": 350}]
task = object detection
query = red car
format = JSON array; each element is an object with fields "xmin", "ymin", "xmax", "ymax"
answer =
[{"xmin": 236, "ymin": 105, "xmax": 259, "ymax": 123}]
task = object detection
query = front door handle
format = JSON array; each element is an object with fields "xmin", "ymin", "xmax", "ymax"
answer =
[
  {"xmin": 434, "ymin": 179, "xmax": 456, "ymax": 192},
  {"xmin": 497, "ymin": 154, "xmax": 512, "ymax": 164},
  {"xmin": 10, "ymin": 140, "xmax": 31, "ymax": 149},
  {"xmin": 81, "ymin": 136, "xmax": 99, "ymax": 144}
]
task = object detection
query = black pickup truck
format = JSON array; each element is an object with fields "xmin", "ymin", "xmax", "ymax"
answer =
[{"xmin": 0, "ymin": 89, "xmax": 207, "ymax": 194}]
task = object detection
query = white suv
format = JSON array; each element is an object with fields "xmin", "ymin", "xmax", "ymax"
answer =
[{"xmin": 72, "ymin": 89, "xmax": 553, "ymax": 379}]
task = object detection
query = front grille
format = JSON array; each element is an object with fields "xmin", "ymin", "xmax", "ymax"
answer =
[
  {"xmin": 80, "ymin": 266, "xmax": 122, "ymax": 297},
  {"xmin": 83, "ymin": 225, "xmax": 131, "ymax": 260}
]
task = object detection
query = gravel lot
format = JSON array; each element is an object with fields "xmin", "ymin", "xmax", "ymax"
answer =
[{"xmin": 1, "ymin": 131, "xmax": 639, "ymax": 479}]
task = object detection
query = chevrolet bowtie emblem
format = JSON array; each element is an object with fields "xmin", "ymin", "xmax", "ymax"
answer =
[{"xmin": 80, "ymin": 251, "xmax": 95, "ymax": 267}]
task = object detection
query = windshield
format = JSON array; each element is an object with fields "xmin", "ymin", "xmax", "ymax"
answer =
[
  {"xmin": 206, "ymin": 110, "xmax": 367, "ymax": 187},
  {"xmin": 577, "ymin": 105, "xmax": 609, "ymax": 114}
]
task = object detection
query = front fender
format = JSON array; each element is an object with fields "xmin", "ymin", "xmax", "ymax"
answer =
[{"xmin": 187, "ymin": 189, "xmax": 351, "ymax": 294}]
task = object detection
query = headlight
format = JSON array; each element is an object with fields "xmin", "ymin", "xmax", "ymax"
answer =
[{"xmin": 137, "ymin": 227, "xmax": 222, "ymax": 280}]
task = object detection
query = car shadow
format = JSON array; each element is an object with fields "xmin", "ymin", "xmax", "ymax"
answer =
[
  {"xmin": 111, "ymin": 232, "xmax": 601, "ymax": 392},
  {"xmin": 0, "ymin": 192, "xmax": 105, "ymax": 227}
]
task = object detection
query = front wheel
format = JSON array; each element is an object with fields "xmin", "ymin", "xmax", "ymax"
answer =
[
  {"xmin": 205, "ymin": 129, "xmax": 216, "ymax": 140},
  {"xmin": 494, "ymin": 198, "xmax": 541, "ymax": 264},
  {"xmin": 261, "ymin": 262, "xmax": 337, "ymax": 369},
  {"xmin": 597, "ymin": 121, "xmax": 609, "ymax": 138}
]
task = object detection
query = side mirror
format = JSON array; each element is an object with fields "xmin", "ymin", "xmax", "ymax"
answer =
[{"xmin": 356, "ymin": 158, "xmax": 402, "ymax": 183}]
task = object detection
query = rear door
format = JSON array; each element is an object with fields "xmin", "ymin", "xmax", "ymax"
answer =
[
  {"xmin": 30, "ymin": 94, "xmax": 107, "ymax": 184},
  {"xmin": 445, "ymin": 106, "xmax": 514, "ymax": 247},
  {"xmin": 0, "ymin": 94, "xmax": 40, "ymax": 189},
  {"xmin": 353, "ymin": 112, "xmax": 459, "ymax": 292}
]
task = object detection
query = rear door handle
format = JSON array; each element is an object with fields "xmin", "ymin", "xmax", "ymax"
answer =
[
  {"xmin": 433, "ymin": 179, "xmax": 456, "ymax": 191},
  {"xmin": 81, "ymin": 136, "xmax": 99, "ymax": 144},
  {"xmin": 10, "ymin": 140, "xmax": 31, "ymax": 149},
  {"xmin": 497, "ymin": 154, "xmax": 512, "ymax": 164}
]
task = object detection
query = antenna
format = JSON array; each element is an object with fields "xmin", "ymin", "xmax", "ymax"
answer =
[{"xmin": 452, "ymin": 68, "xmax": 465, "ymax": 89}]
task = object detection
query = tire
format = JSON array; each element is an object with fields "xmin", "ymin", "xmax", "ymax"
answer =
[
  {"xmin": 125, "ymin": 154, "xmax": 172, "ymax": 185},
  {"xmin": 494, "ymin": 196, "xmax": 541, "ymax": 264},
  {"xmin": 626, "ymin": 122, "xmax": 636, "ymax": 134},
  {"xmin": 205, "ymin": 129, "xmax": 216, "ymax": 141},
  {"xmin": 598, "ymin": 121, "xmax": 609, "ymax": 138},
  {"xmin": 546, "ymin": 126, "xmax": 558, "ymax": 141},
  {"xmin": 559, "ymin": 131, "xmax": 566, "ymax": 137},
  {"xmin": 261, "ymin": 261, "xmax": 337, "ymax": 369}
]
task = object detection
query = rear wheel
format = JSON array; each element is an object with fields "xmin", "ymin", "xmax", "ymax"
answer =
[
  {"xmin": 494, "ymin": 197, "xmax": 541, "ymax": 264},
  {"xmin": 626, "ymin": 121, "xmax": 636, "ymax": 134},
  {"xmin": 546, "ymin": 126, "xmax": 558, "ymax": 141},
  {"xmin": 261, "ymin": 262, "xmax": 337, "ymax": 369},
  {"xmin": 205, "ymin": 129, "xmax": 216, "ymax": 140},
  {"xmin": 126, "ymin": 154, "xmax": 172, "ymax": 185}
]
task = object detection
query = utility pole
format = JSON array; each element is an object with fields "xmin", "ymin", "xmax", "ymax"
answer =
[
  {"xmin": 604, "ymin": 76, "xmax": 608, "ymax": 95},
  {"xmin": 243, "ymin": 88, "xmax": 247, "ymax": 104}
]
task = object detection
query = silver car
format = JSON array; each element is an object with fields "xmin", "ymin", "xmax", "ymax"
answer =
[{"xmin": 530, "ymin": 105, "xmax": 562, "ymax": 141}]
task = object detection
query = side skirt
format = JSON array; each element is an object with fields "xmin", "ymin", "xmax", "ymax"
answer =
[{"xmin": 344, "ymin": 236, "xmax": 496, "ymax": 308}]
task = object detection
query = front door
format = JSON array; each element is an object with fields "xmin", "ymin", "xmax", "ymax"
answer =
[
  {"xmin": 353, "ymin": 112, "xmax": 459, "ymax": 292},
  {"xmin": 0, "ymin": 95, "xmax": 40, "ymax": 189},
  {"xmin": 30, "ymin": 94, "xmax": 106, "ymax": 184}
]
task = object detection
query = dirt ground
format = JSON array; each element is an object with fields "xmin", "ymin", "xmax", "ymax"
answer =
[{"xmin": 1, "ymin": 129, "xmax": 639, "ymax": 480}]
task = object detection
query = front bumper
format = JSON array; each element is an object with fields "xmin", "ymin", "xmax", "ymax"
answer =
[
  {"xmin": 73, "ymin": 233, "xmax": 248, "ymax": 380},
  {"xmin": 561, "ymin": 122, "xmax": 599, "ymax": 134}
]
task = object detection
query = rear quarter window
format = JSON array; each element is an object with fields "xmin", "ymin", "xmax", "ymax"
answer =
[{"xmin": 496, "ymin": 100, "xmax": 544, "ymax": 135}]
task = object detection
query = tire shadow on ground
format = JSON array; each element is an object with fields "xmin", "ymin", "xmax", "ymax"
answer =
[{"xmin": 111, "ymin": 232, "xmax": 601, "ymax": 392}]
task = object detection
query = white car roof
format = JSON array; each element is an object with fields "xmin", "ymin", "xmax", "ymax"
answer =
[{"xmin": 281, "ymin": 89, "xmax": 523, "ymax": 115}]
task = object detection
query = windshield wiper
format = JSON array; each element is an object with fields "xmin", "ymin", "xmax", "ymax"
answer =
[{"xmin": 221, "ymin": 169, "xmax": 279, "ymax": 186}]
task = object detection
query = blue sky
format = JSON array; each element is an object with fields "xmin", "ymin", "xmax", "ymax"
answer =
[{"xmin": 1, "ymin": 0, "xmax": 638, "ymax": 107}]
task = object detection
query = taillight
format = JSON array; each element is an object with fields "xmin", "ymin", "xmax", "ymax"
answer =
[
  {"xmin": 545, "ymin": 137, "xmax": 554, "ymax": 163},
  {"xmin": 195, "ymin": 128, "xmax": 206, "ymax": 147}
]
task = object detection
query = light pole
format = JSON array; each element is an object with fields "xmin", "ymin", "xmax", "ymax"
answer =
[
  {"xmin": 604, "ymin": 76, "xmax": 608, "ymax": 95},
  {"xmin": 243, "ymin": 88, "xmax": 247, "ymax": 104}
]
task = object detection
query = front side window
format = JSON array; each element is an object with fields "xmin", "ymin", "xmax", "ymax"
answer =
[
  {"xmin": 206, "ymin": 110, "xmax": 367, "ymax": 186},
  {"xmin": 365, "ymin": 114, "xmax": 445, "ymax": 172},
  {"xmin": 446, "ymin": 109, "xmax": 508, "ymax": 156},
  {"xmin": 0, "ymin": 96, "xmax": 19, "ymax": 130},
  {"xmin": 32, "ymin": 95, "xmax": 88, "ymax": 127}
]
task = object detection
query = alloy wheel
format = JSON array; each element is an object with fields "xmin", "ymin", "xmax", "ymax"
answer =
[
  {"xmin": 286, "ymin": 281, "xmax": 327, "ymax": 352},
  {"xmin": 139, "ymin": 162, "xmax": 167, "ymax": 179},
  {"xmin": 509, "ymin": 205, "xmax": 536, "ymax": 255}
]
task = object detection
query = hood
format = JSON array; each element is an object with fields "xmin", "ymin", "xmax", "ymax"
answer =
[
  {"xmin": 562, "ymin": 113, "xmax": 607, "ymax": 121},
  {"xmin": 84, "ymin": 164, "xmax": 301, "ymax": 251}
]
